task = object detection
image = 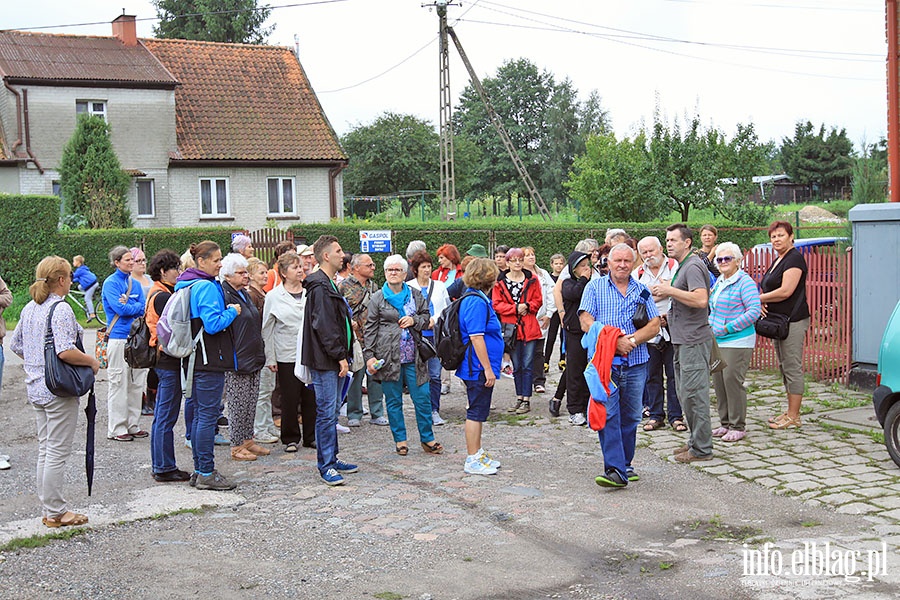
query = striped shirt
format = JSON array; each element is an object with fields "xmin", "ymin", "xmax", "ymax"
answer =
[
  {"xmin": 709, "ymin": 270, "xmax": 762, "ymax": 349},
  {"xmin": 578, "ymin": 275, "xmax": 658, "ymax": 366}
]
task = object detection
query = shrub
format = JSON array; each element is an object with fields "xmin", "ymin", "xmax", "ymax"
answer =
[{"xmin": 0, "ymin": 194, "xmax": 61, "ymax": 288}]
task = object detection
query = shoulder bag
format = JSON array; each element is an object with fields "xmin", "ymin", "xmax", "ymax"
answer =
[
  {"xmin": 755, "ymin": 259, "xmax": 802, "ymax": 341},
  {"xmin": 45, "ymin": 301, "xmax": 95, "ymax": 397},
  {"xmin": 632, "ymin": 288, "xmax": 652, "ymax": 330}
]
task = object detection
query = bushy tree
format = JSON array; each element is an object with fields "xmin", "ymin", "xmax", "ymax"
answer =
[
  {"xmin": 153, "ymin": 0, "xmax": 274, "ymax": 44},
  {"xmin": 58, "ymin": 115, "xmax": 131, "ymax": 229},
  {"xmin": 779, "ymin": 121, "xmax": 854, "ymax": 199},
  {"xmin": 717, "ymin": 123, "xmax": 775, "ymax": 225},
  {"xmin": 341, "ymin": 112, "xmax": 440, "ymax": 217},
  {"xmin": 852, "ymin": 138, "xmax": 888, "ymax": 204}
]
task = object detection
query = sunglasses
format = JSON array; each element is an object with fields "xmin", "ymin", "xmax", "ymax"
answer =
[{"xmin": 715, "ymin": 256, "xmax": 735, "ymax": 264}]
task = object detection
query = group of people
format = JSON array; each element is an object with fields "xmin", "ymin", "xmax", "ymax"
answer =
[{"xmin": 5, "ymin": 220, "xmax": 811, "ymax": 527}]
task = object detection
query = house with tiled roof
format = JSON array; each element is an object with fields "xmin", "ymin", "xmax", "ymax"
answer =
[{"xmin": 0, "ymin": 14, "xmax": 347, "ymax": 229}]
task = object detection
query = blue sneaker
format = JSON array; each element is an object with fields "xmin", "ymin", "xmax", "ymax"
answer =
[
  {"xmin": 477, "ymin": 448, "xmax": 500, "ymax": 469},
  {"xmin": 214, "ymin": 433, "xmax": 229, "ymax": 446},
  {"xmin": 464, "ymin": 455, "xmax": 498, "ymax": 475},
  {"xmin": 321, "ymin": 468, "xmax": 345, "ymax": 486},
  {"xmin": 335, "ymin": 460, "xmax": 358, "ymax": 474}
]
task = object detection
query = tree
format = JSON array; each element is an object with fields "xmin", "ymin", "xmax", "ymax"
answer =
[
  {"xmin": 340, "ymin": 112, "xmax": 440, "ymax": 217},
  {"xmin": 779, "ymin": 121, "xmax": 854, "ymax": 199},
  {"xmin": 565, "ymin": 132, "xmax": 665, "ymax": 222},
  {"xmin": 717, "ymin": 123, "xmax": 775, "ymax": 225},
  {"xmin": 58, "ymin": 115, "xmax": 131, "ymax": 229},
  {"xmin": 577, "ymin": 89, "xmax": 612, "ymax": 140},
  {"xmin": 852, "ymin": 138, "xmax": 888, "ymax": 204},
  {"xmin": 649, "ymin": 113, "xmax": 726, "ymax": 221},
  {"xmin": 153, "ymin": 0, "xmax": 274, "ymax": 44}
]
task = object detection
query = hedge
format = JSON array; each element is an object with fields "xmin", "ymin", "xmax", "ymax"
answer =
[{"xmin": 0, "ymin": 194, "xmax": 61, "ymax": 288}]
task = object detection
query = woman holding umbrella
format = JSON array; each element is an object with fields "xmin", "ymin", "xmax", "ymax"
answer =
[{"xmin": 10, "ymin": 256, "xmax": 100, "ymax": 527}]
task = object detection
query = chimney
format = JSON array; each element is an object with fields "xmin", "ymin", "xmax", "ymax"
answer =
[{"xmin": 112, "ymin": 14, "xmax": 137, "ymax": 47}]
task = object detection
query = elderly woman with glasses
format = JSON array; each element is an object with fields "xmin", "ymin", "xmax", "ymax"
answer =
[
  {"xmin": 708, "ymin": 242, "xmax": 761, "ymax": 442},
  {"xmin": 365, "ymin": 255, "xmax": 443, "ymax": 456},
  {"xmin": 221, "ymin": 253, "xmax": 270, "ymax": 461}
]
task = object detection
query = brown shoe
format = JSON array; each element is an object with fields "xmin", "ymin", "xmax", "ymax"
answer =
[
  {"xmin": 243, "ymin": 440, "xmax": 270, "ymax": 456},
  {"xmin": 673, "ymin": 444, "xmax": 689, "ymax": 455},
  {"xmin": 674, "ymin": 450, "xmax": 712, "ymax": 463},
  {"xmin": 231, "ymin": 445, "xmax": 257, "ymax": 461}
]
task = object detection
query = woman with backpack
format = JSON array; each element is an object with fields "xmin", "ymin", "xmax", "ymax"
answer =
[
  {"xmin": 492, "ymin": 248, "xmax": 543, "ymax": 415},
  {"xmin": 145, "ymin": 250, "xmax": 192, "ymax": 483},
  {"xmin": 175, "ymin": 241, "xmax": 240, "ymax": 491},
  {"xmin": 103, "ymin": 246, "xmax": 148, "ymax": 442}
]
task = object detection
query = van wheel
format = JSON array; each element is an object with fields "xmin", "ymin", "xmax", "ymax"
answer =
[{"xmin": 885, "ymin": 401, "xmax": 900, "ymax": 469}]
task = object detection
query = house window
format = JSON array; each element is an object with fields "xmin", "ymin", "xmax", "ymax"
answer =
[
  {"xmin": 199, "ymin": 177, "xmax": 229, "ymax": 217},
  {"xmin": 137, "ymin": 180, "xmax": 155, "ymax": 217},
  {"xmin": 267, "ymin": 177, "xmax": 295, "ymax": 216},
  {"xmin": 76, "ymin": 100, "xmax": 107, "ymax": 120}
]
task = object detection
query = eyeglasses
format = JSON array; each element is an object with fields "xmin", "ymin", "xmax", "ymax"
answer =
[
  {"xmin": 134, "ymin": 259, "xmax": 146, "ymax": 264},
  {"xmin": 715, "ymin": 256, "xmax": 735, "ymax": 264},
  {"xmin": 361, "ymin": 263, "xmax": 376, "ymax": 268},
  {"xmin": 507, "ymin": 258, "xmax": 523, "ymax": 263},
  {"xmin": 385, "ymin": 268, "xmax": 404, "ymax": 273}
]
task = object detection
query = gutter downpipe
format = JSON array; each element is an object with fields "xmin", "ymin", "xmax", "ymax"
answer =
[
  {"xmin": 329, "ymin": 162, "xmax": 347, "ymax": 220},
  {"xmin": 3, "ymin": 81, "xmax": 23, "ymax": 154},
  {"xmin": 888, "ymin": 0, "xmax": 899, "ymax": 202},
  {"xmin": 21, "ymin": 89, "xmax": 44, "ymax": 174}
]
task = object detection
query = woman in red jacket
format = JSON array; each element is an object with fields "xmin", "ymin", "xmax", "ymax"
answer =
[
  {"xmin": 492, "ymin": 248, "xmax": 543, "ymax": 414},
  {"xmin": 431, "ymin": 244, "xmax": 462, "ymax": 282}
]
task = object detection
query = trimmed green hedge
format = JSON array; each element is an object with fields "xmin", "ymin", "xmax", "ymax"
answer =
[{"xmin": 0, "ymin": 194, "xmax": 61, "ymax": 288}]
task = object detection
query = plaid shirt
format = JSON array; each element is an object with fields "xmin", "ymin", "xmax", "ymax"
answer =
[
  {"xmin": 578, "ymin": 275, "xmax": 658, "ymax": 366},
  {"xmin": 339, "ymin": 275, "xmax": 377, "ymax": 339}
]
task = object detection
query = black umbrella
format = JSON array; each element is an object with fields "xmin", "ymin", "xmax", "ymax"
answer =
[{"xmin": 84, "ymin": 386, "xmax": 97, "ymax": 496}]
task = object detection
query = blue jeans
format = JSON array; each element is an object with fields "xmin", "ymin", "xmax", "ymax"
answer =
[
  {"xmin": 645, "ymin": 341, "xmax": 682, "ymax": 424},
  {"xmin": 184, "ymin": 395, "xmax": 195, "ymax": 442},
  {"xmin": 0, "ymin": 343, "xmax": 5, "ymax": 403},
  {"xmin": 311, "ymin": 369, "xmax": 344, "ymax": 475},
  {"xmin": 151, "ymin": 368, "xmax": 182, "ymax": 474},
  {"xmin": 427, "ymin": 355, "xmax": 442, "ymax": 412},
  {"xmin": 597, "ymin": 361, "xmax": 648, "ymax": 480},
  {"xmin": 189, "ymin": 371, "xmax": 224, "ymax": 475},
  {"xmin": 382, "ymin": 363, "xmax": 435, "ymax": 445},
  {"xmin": 510, "ymin": 339, "xmax": 537, "ymax": 397}
]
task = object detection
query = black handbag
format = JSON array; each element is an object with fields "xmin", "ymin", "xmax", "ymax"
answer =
[
  {"xmin": 501, "ymin": 321, "xmax": 518, "ymax": 354},
  {"xmin": 754, "ymin": 312, "xmax": 791, "ymax": 340},
  {"xmin": 632, "ymin": 288, "xmax": 652, "ymax": 329},
  {"xmin": 411, "ymin": 329, "xmax": 437, "ymax": 361},
  {"xmin": 44, "ymin": 301, "xmax": 95, "ymax": 397}
]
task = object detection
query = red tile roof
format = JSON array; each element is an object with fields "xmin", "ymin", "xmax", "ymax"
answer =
[
  {"xmin": 0, "ymin": 31, "xmax": 176, "ymax": 87},
  {"xmin": 142, "ymin": 38, "xmax": 346, "ymax": 162}
]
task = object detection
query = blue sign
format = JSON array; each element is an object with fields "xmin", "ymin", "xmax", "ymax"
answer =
[{"xmin": 359, "ymin": 230, "xmax": 392, "ymax": 253}]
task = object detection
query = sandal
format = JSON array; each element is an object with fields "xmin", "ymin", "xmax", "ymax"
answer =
[
  {"xmin": 42, "ymin": 511, "xmax": 89, "ymax": 528},
  {"xmin": 768, "ymin": 412, "xmax": 787, "ymax": 424},
  {"xmin": 231, "ymin": 445, "xmax": 257, "ymax": 461},
  {"xmin": 642, "ymin": 419, "xmax": 665, "ymax": 431},
  {"xmin": 284, "ymin": 442, "xmax": 299, "ymax": 453},
  {"xmin": 722, "ymin": 429, "xmax": 747, "ymax": 442},
  {"xmin": 422, "ymin": 441, "xmax": 444, "ymax": 455},
  {"xmin": 769, "ymin": 414, "xmax": 801, "ymax": 430},
  {"xmin": 395, "ymin": 444, "xmax": 409, "ymax": 456},
  {"xmin": 671, "ymin": 420, "xmax": 688, "ymax": 432},
  {"xmin": 712, "ymin": 426, "xmax": 729, "ymax": 438}
]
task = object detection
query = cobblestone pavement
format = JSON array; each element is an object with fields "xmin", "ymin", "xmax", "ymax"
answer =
[{"xmin": 0, "ymin": 344, "xmax": 899, "ymax": 599}]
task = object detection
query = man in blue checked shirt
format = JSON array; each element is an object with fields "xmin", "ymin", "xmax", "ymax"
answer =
[{"xmin": 578, "ymin": 243, "xmax": 660, "ymax": 488}]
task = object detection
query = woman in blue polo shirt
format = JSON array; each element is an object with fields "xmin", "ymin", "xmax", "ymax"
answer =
[{"xmin": 456, "ymin": 258, "xmax": 504, "ymax": 475}]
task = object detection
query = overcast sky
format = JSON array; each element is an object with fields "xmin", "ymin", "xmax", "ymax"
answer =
[{"xmin": 3, "ymin": 0, "xmax": 888, "ymax": 152}]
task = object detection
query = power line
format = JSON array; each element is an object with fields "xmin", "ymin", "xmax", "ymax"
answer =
[{"xmin": 4, "ymin": 0, "xmax": 351, "ymax": 32}]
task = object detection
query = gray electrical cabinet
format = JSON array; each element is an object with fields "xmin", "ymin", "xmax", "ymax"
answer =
[{"xmin": 849, "ymin": 203, "xmax": 900, "ymax": 370}]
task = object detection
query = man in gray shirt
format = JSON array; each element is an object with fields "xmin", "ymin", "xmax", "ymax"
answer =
[{"xmin": 651, "ymin": 224, "xmax": 713, "ymax": 462}]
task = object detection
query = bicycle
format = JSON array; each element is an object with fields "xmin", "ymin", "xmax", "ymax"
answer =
[{"xmin": 67, "ymin": 289, "xmax": 107, "ymax": 326}]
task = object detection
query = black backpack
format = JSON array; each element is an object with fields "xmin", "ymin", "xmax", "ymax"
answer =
[
  {"xmin": 435, "ymin": 291, "xmax": 491, "ymax": 371},
  {"xmin": 124, "ymin": 290, "xmax": 160, "ymax": 369}
]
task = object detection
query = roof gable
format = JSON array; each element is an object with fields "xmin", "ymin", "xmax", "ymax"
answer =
[
  {"xmin": 141, "ymin": 38, "xmax": 346, "ymax": 162},
  {"xmin": 0, "ymin": 30, "xmax": 176, "ymax": 87}
]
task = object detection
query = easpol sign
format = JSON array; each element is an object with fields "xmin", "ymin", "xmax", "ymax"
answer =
[{"xmin": 359, "ymin": 230, "xmax": 392, "ymax": 253}]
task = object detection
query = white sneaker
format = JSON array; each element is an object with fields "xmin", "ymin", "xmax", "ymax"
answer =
[
  {"xmin": 476, "ymin": 448, "xmax": 500, "ymax": 469},
  {"xmin": 568, "ymin": 413, "xmax": 587, "ymax": 426},
  {"xmin": 464, "ymin": 455, "xmax": 498, "ymax": 475},
  {"xmin": 347, "ymin": 418, "xmax": 362, "ymax": 427},
  {"xmin": 440, "ymin": 383, "xmax": 450, "ymax": 395},
  {"xmin": 254, "ymin": 432, "xmax": 279, "ymax": 444},
  {"xmin": 336, "ymin": 423, "xmax": 351, "ymax": 434},
  {"xmin": 370, "ymin": 416, "xmax": 389, "ymax": 426},
  {"xmin": 0, "ymin": 455, "xmax": 10, "ymax": 470},
  {"xmin": 432, "ymin": 411, "xmax": 445, "ymax": 426},
  {"xmin": 339, "ymin": 404, "xmax": 348, "ymax": 417}
]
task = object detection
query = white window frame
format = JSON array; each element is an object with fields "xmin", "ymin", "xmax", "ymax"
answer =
[
  {"xmin": 199, "ymin": 177, "xmax": 230, "ymax": 218},
  {"xmin": 266, "ymin": 176, "xmax": 296, "ymax": 216},
  {"xmin": 136, "ymin": 179, "xmax": 155, "ymax": 218},
  {"xmin": 76, "ymin": 100, "xmax": 107, "ymax": 120}
]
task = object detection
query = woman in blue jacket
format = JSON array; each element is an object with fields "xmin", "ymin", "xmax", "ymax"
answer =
[
  {"xmin": 175, "ymin": 241, "xmax": 240, "ymax": 491},
  {"xmin": 102, "ymin": 246, "xmax": 147, "ymax": 442}
]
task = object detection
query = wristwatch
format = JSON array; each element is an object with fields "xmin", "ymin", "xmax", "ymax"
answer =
[{"xmin": 629, "ymin": 336, "xmax": 637, "ymax": 345}]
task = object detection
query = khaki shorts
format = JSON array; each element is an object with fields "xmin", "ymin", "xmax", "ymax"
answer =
[{"xmin": 773, "ymin": 317, "xmax": 809, "ymax": 396}]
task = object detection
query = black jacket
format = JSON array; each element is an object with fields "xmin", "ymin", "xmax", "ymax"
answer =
[
  {"xmin": 222, "ymin": 282, "xmax": 266, "ymax": 374},
  {"xmin": 562, "ymin": 250, "xmax": 592, "ymax": 335},
  {"xmin": 301, "ymin": 269, "xmax": 353, "ymax": 371}
]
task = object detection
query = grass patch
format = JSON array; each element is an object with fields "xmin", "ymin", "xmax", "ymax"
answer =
[
  {"xmin": 659, "ymin": 562, "xmax": 674, "ymax": 571},
  {"xmin": 373, "ymin": 593, "xmax": 405, "ymax": 600},
  {"xmin": 870, "ymin": 430, "xmax": 885, "ymax": 445},
  {"xmin": 818, "ymin": 421, "xmax": 862, "ymax": 440},
  {"xmin": 147, "ymin": 506, "xmax": 208, "ymax": 520},
  {"xmin": 490, "ymin": 413, "xmax": 534, "ymax": 426},
  {"xmin": 0, "ymin": 527, "xmax": 89, "ymax": 552},
  {"xmin": 698, "ymin": 515, "xmax": 764, "ymax": 543},
  {"xmin": 800, "ymin": 520, "xmax": 822, "ymax": 528}
]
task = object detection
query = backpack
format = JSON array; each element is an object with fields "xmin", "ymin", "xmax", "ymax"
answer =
[
  {"xmin": 435, "ymin": 291, "xmax": 490, "ymax": 371},
  {"xmin": 124, "ymin": 315, "xmax": 156, "ymax": 369},
  {"xmin": 157, "ymin": 281, "xmax": 203, "ymax": 359}
]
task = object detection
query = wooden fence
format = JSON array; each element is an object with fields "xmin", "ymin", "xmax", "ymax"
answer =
[
  {"xmin": 742, "ymin": 247, "xmax": 852, "ymax": 384},
  {"xmin": 248, "ymin": 228, "xmax": 295, "ymax": 266}
]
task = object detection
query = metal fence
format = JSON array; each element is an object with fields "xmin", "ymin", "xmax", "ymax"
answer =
[{"xmin": 742, "ymin": 246, "xmax": 852, "ymax": 384}]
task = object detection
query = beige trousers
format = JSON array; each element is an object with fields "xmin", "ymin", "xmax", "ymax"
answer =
[{"xmin": 106, "ymin": 338, "xmax": 149, "ymax": 437}]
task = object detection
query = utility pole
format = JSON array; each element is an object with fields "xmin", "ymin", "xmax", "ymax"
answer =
[{"xmin": 425, "ymin": 0, "xmax": 458, "ymax": 219}]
